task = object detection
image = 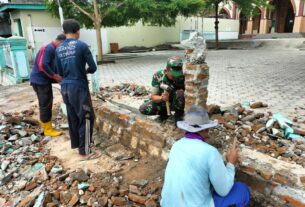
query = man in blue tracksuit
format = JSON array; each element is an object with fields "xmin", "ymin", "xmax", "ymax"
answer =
[
  {"xmin": 30, "ymin": 34, "xmax": 66, "ymax": 137},
  {"xmin": 55, "ymin": 19, "xmax": 98, "ymax": 158}
]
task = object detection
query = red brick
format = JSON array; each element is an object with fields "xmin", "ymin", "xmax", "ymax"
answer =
[
  {"xmin": 128, "ymin": 193, "xmax": 147, "ymax": 204},
  {"xmin": 300, "ymin": 177, "xmax": 305, "ymax": 188},
  {"xmin": 98, "ymin": 197, "xmax": 108, "ymax": 206},
  {"xmin": 199, "ymin": 89, "xmax": 208, "ymax": 95},
  {"xmin": 257, "ymin": 170, "xmax": 273, "ymax": 180},
  {"xmin": 119, "ymin": 188, "xmax": 129, "ymax": 196},
  {"xmin": 119, "ymin": 114, "xmax": 130, "ymax": 120},
  {"xmin": 274, "ymin": 174, "xmax": 289, "ymax": 185},
  {"xmin": 17, "ymin": 196, "xmax": 34, "ymax": 207},
  {"xmin": 236, "ymin": 171, "xmax": 269, "ymax": 194},
  {"xmin": 88, "ymin": 186, "xmax": 95, "ymax": 192},
  {"xmin": 52, "ymin": 191, "xmax": 60, "ymax": 200},
  {"xmin": 280, "ymin": 195, "xmax": 305, "ymax": 207},
  {"xmin": 240, "ymin": 166, "xmax": 256, "ymax": 174},
  {"xmin": 199, "ymin": 64, "xmax": 209, "ymax": 70},
  {"xmin": 277, "ymin": 147, "xmax": 287, "ymax": 155},
  {"xmin": 185, "ymin": 48, "xmax": 194, "ymax": 54},
  {"xmin": 185, "ymin": 82, "xmax": 200, "ymax": 87},
  {"xmin": 252, "ymin": 123, "xmax": 265, "ymax": 132},
  {"xmin": 129, "ymin": 185, "xmax": 141, "ymax": 195},
  {"xmin": 45, "ymin": 161, "xmax": 55, "ymax": 173},
  {"xmin": 111, "ymin": 196, "xmax": 126, "ymax": 205},
  {"xmin": 46, "ymin": 203, "xmax": 57, "ymax": 207},
  {"xmin": 68, "ymin": 194, "xmax": 79, "ymax": 206},
  {"xmin": 145, "ymin": 199, "xmax": 158, "ymax": 207},
  {"xmin": 197, "ymin": 74, "xmax": 208, "ymax": 80},
  {"xmin": 143, "ymin": 135, "xmax": 165, "ymax": 148},
  {"xmin": 207, "ymin": 104, "xmax": 220, "ymax": 115},
  {"xmin": 224, "ymin": 123, "xmax": 235, "ymax": 130},
  {"xmin": 185, "ymin": 96, "xmax": 196, "ymax": 101},
  {"xmin": 211, "ymin": 114, "xmax": 225, "ymax": 124},
  {"xmin": 238, "ymin": 107, "xmax": 245, "ymax": 114},
  {"xmin": 224, "ymin": 113, "xmax": 238, "ymax": 122},
  {"xmin": 184, "ymin": 74, "xmax": 194, "ymax": 79},
  {"xmin": 25, "ymin": 181, "xmax": 37, "ymax": 191},
  {"xmin": 185, "ymin": 89, "xmax": 195, "ymax": 94},
  {"xmin": 185, "ymin": 64, "xmax": 197, "ymax": 70}
]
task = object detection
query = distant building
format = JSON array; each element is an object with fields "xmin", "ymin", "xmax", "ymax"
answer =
[
  {"xmin": 0, "ymin": 0, "xmax": 61, "ymax": 60},
  {"xmin": 235, "ymin": 0, "xmax": 305, "ymax": 36},
  {"xmin": 190, "ymin": 0, "xmax": 305, "ymax": 36}
]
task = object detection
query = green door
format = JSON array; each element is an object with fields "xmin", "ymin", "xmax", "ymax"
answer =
[{"xmin": 16, "ymin": 19, "xmax": 23, "ymax": 37}]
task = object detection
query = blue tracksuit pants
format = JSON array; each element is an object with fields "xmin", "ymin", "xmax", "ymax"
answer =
[
  {"xmin": 61, "ymin": 84, "xmax": 95, "ymax": 155},
  {"xmin": 213, "ymin": 182, "xmax": 251, "ymax": 207}
]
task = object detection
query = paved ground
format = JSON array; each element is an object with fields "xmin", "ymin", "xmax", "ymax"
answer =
[
  {"xmin": 98, "ymin": 49, "xmax": 305, "ymax": 119},
  {"xmin": 1, "ymin": 48, "xmax": 305, "ymax": 121}
]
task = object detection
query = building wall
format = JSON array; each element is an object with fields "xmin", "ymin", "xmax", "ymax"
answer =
[
  {"xmin": 107, "ymin": 16, "xmax": 239, "ymax": 48},
  {"xmin": 179, "ymin": 16, "xmax": 239, "ymax": 32},
  {"xmin": 106, "ymin": 22, "xmax": 181, "ymax": 48},
  {"xmin": 9, "ymin": 9, "xmax": 61, "ymax": 60},
  {"xmin": 179, "ymin": 16, "xmax": 239, "ymax": 40},
  {"xmin": 7, "ymin": 8, "xmax": 239, "ymax": 58},
  {"xmin": 10, "ymin": 9, "xmax": 61, "ymax": 37},
  {"xmin": 9, "ymin": 10, "xmax": 20, "ymax": 36},
  {"xmin": 239, "ymin": 0, "xmax": 305, "ymax": 35}
]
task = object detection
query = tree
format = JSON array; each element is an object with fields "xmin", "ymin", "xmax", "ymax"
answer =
[
  {"xmin": 45, "ymin": 0, "xmax": 205, "ymax": 62},
  {"xmin": 203, "ymin": 0, "xmax": 270, "ymax": 49}
]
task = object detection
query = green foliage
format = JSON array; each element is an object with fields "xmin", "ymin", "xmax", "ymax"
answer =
[{"xmin": 45, "ymin": 0, "xmax": 204, "ymax": 28}]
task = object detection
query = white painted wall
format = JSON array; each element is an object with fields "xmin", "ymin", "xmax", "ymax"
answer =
[
  {"xmin": 106, "ymin": 22, "xmax": 180, "ymax": 49},
  {"xmin": 178, "ymin": 16, "xmax": 239, "ymax": 40},
  {"xmin": 8, "ymin": 9, "xmax": 239, "ymax": 59},
  {"xmin": 107, "ymin": 16, "xmax": 239, "ymax": 48},
  {"xmin": 79, "ymin": 29, "xmax": 109, "ymax": 55},
  {"xmin": 25, "ymin": 26, "xmax": 109, "ymax": 60}
]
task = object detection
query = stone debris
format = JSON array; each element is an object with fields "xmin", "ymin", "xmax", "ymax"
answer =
[
  {"xmin": 208, "ymin": 102, "xmax": 305, "ymax": 167},
  {"xmin": 250, "ymin": 101, "xmax": 268, "ymax": 109},
  {"xmin": 2, "ymin": 99, "xmax": 305, "ymax": 206},
  {"xmin": 0, "ymin": 110, "xmax": 162, "ymax": 207},
  {"xmin": 99, "ymin": 83, "xmax": 149, "ymax": 100}
]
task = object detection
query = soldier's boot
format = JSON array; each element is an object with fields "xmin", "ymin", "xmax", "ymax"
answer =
[
  {"xmin": 155, "ymin": 109, "xmax": 169, "ymax": 123},
  {"xmin": 174, "ymin": 110, "xmax": 184, "ymax": 126}
]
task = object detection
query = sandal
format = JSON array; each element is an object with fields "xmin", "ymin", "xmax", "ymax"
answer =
[{"xmin": 80, "ymin": 150, "xmax": 102, "ymax": 161}]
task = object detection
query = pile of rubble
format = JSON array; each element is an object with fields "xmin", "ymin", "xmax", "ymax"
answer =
[
  {"xmin": 99, "ymin": 84, "xmax": 149, "ymax": 100},
  {"xmin": 0, "ymin": 110, "xmax": 162, "ymax": 207},
  {"xmin": 2, "ymin": 100, "xmax": 305, "ymax": 206},
  {"xmin": 207, "ymin": 102, "xmax": 305, "ymax": 167}
]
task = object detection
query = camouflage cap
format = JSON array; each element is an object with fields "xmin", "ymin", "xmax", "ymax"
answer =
[{"xmin": 166, "ymin": 56, "xmax": 183, "ymax": 78}]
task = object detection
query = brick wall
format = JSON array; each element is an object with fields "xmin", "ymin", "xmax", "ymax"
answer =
[
  {"xmin": 95, "ymin": 102, "xmax": 183, "ymax": 160},
  {"xmin": 184, "ymin": 63, "xmax": 209, "ymax": 111},
  {"xmin": 94, "ymin": 102, "xmax": 305, "ymax": 206}
]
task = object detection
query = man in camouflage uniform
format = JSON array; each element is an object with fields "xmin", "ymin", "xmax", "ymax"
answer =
[{"xmin": 139, "ymin": 56, "xmax": 185, "ymax": 123}]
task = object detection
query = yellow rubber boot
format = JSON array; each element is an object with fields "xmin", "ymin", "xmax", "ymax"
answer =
[{"xmin": 41, "ymin": 121, "xmax": 62, "ymax": 137}]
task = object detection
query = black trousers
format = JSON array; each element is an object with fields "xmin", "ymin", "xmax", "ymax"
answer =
[
  {"xmin": 61, "ymin": 84, "xmax": 95, "ymax": 155},
  {"xmin": 32, "ymin": 83, "xmax": 53, "ymax": 123}
]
